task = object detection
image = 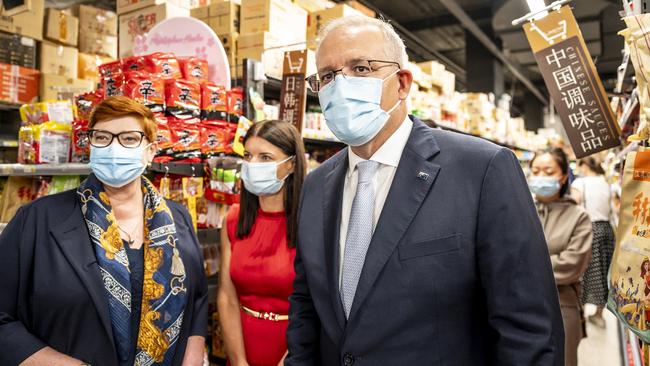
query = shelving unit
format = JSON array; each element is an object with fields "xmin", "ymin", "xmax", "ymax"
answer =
[{"xmin": 0, "ymin": 163, "xmax": 91, "ymax": 176}]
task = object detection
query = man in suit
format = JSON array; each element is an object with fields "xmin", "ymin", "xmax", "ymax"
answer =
[{"xmin": 286, "ymin": 16, "xmax": 565, "ymax": 366}]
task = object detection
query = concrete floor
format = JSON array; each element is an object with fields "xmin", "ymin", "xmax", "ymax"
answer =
[{"xmin": 578, "ymin": 304, "xmax": 623, "ymax": 366}]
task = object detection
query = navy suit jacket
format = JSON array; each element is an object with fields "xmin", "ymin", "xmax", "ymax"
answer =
[
  {"xmin": 286, "ymin": 117, "xmax": 564, "ymax": 366},
  {"xmin": 0, "ymin": 189, "xmax": 208, "ymax": 365}
]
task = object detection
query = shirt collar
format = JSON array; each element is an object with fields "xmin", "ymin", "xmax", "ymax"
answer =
[{"xmin": 347, "ymin": 115, "xmax": 413, "ymax": 178}]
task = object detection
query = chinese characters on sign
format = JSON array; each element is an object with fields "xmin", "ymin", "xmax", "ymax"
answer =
[
  {"xmin": 524, "ymin": 6, "xmax": 620, "ymax": 158},
  {"xmin": 279, "ymin": 50, "xmax": 309, "ymax": 131}
]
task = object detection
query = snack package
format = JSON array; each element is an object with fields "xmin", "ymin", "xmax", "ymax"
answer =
[
  {"xmin": 38, "ymin": 122, "xmax": 72, "ymax": 164},
  {"xmin": 201, "ymin": 82, "xmax": 228, "ymax": 121},
  {"xmin": 124, "ymin": 72, "xmax": 165, "ymax": 113},
  {"xmin": 122, "ymin": 55, "xmax": 149, "ymax": 73},
  {"xmin": 75, "ymin": 89, "xmax": 104, "ymax": 121},
  {"xmin": 228, "ymin": 88, "xmax": 244, "ymax": 118},
  {"xmin": 200, "ymin": 122, "xmax": 229, "ymax": 156},
  {"xmin": 155, "ymin": 115, "xmax": 174, "ymax": 156},
  {"xmin": 148, "ymin": 52, "xmax": 182, "ymax": 79},
  {"xmin": 49, "ymin": 175, "xmax": 81, "ymax": 195},
  {"xmin": 179, "ymin": 57, "xmax": 209, "ymax": 83},
  {"xmin": 18, "ymin": 124, "xmax": 39, "ymax": 164},
  {"xmin": 165, "ymin": 79, "xmax": 201, "ymax": 119},
  {"xmin": 98, "ymin": 60, "xmax": 122, "ymax": 79},
  {"xmin": 170, "ymin": 118, "xmax": 201, "ymax": 155},
  {"xmin": 231, "ymin": 116, "xmax": 252, "ymax": 156},
  {"xmin": 71, "ymin": 119, "xmax": 90, "ymax": 163},
  {"xmin": 182, "ymin": 176, "xmax": 204, "ymax": 231},
  {"xmin": 225, "ymin": 123, "xmax": 238, "ymax": 155},
  {"xmin": 19, "ymin": 103, "xmax": 48, "ymax": 125},
  {"xmin": 102, "ymin": 72, "xmax": 125, "ymax": 97},
  {"xmin": 20, "ymin": 101, "xmax": 75, "ymax": 125}
]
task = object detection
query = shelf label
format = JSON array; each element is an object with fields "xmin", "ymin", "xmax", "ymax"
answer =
[
  {"xmin": 279, "ymin": 50, "xmax": 312, "ymax": 132},
  {"xmin": 523, "ymin": 6, "xmax": 621, "ymax": 158}
]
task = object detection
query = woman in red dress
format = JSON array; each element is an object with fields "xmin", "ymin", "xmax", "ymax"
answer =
[{"xmin": 218, "ymin": 120, "xmax": 306, "ymax": 366}]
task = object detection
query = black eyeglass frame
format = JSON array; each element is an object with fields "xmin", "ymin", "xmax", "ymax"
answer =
[
  {"xmin": 305, "ymin": 59, "xmax": 401, "ymax": 93},
  {"xmin": 88, "ymin": 129, "xmax": 147, "ymax": 149}
]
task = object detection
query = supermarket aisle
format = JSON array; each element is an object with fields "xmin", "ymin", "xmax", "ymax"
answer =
[{"xmin": 578, "ymin": 304, "xmax": 622, "ymax": 366}]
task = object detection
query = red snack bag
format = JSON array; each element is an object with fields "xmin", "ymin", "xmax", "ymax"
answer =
[
  {"xmin": 122, "ymin": 56, "xmax": 150, "ymax": 73},
  {"xmin": 148, "ymin": 52, "xmax": 182, "ymax": 79},
  {"xmin": 75, "ymin": 89, "xmax": 104, "ymax": 121},
  {"xmin": 179, "ymin": 57, "xmax": 209, "ymax": 83},
  {"xmin": 155, "ymin": 116, "xmax": 174, "ymax": 155},
  {"xmin": 165, "ymin": 79, "xmax": 201, "ymax": 119},
  {"xmin": 227, "ymin": 88, "xmax": 244, "ymax": 117},
  {"xmin": 98, "ymin": 60, "xmax": 122, "ymax": 79},
  {"xmin": 102, "ymin": 72, "xmax": 125, "ymax": 97},
  {"xmin": 170, "ymin": 118, "xmax": 202, "ymax": 153},
  {"xmin": 200, "ymin": 122, "xmax": 228, "ymax": 155},
  {"xmin": 72, "ymin": 119, "xmax": 90, "ymax": 163},
  {"xmin": 224, "ymin": 123, "xmax": 237, "ymax": 154},
  {"xmin": 201, "ymin": 82, "xmax": 228, "ymax": 121},
  {"xmin": 124, "ymin": 72, "xmax": 165, "ymax": 113}
]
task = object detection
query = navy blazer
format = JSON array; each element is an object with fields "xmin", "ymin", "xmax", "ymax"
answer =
[
  {"xmin": 0, "ymin": 189, "xmax": 208, "ymax": 365},
  {"xmin": 286, "ymin": 117, "xmax": 565, "ymax": 366}
]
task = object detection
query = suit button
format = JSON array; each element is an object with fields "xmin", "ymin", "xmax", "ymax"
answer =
[{"xmin": 343, "ymin": 353, "xmax": 355, "ymax": 366}]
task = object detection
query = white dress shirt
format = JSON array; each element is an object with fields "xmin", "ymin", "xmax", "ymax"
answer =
[{"xmin": 339, "ymin": 116, "xmax": 413, "ymax": 285}]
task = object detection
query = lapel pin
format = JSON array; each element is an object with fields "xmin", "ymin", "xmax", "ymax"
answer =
[{"xmin": 417, "ymin": 172, "xmax": 429, "ymax": 181}]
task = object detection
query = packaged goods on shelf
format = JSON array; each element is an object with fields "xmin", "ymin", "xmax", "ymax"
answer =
[
  {"xmin": 0, "ymin": 0, "xmax": 45, "ymax": 41},
  {"xmin": 205, "ymin": 1, "xmax": 241, "ymax": 36},
  {"xmin": 78, "ymin": 53, "xmax": 113, "ymax": 85},
  {"xmin": 124, "ymin": 72, "xmax": 166, "ymax": 113},
  {"xmin": 79, "ymin": 32, "xmax": 118, "ymax": 59},
  {"xmin": 240, "ymin": 0, "xmax": 307, "ymax": 44},
  {"xmin": 40, "ymin": 42, "xmax": 78, "ymax": 79},
  {"xmin": 0, "ymin": 32, "xmax": 37, "ymax": 69},
  {"xmin": 0, "ymin": 63, "xmax": 39, "ymax": 104},
  {"xmin": 45, "ymin": 8, "xmax": 79, "ymax": 47},
  {"xmin": 179, "ymin": 57, "xmax": 209, "ymax": 83},
  {"xmin": 166, "ymin": 79, "xmax": 202, "ymax": 119},
  {"xmin": 307, "ymin": 4, "xmax": 365, "ymax": 49},
  {"xmin": 71, "ymin": 119, "xmax": 89, "ymax": 163},
  {"xmin": 303, "ymin": 112, "xmax": 337, "ymax": 141},
  {"xmin": 205, "ymin": 155, "xmax": 241, "ymax": 205},
  {"xmin": 117, "ymin": 0, "xmax": 206, "ymax": 15},
  {"xmin": 18, "ymin": 121, "xmax": 72, "ymax": 164},
  {"xmin": 237, "ymin": 32, "xmax": 304, "ymax": 79},
  {"xmin": 71, "ymin": 5, "xmax": 118, "ymax": 36},
  {"xmin": 118, "ymin": 3, "xmax": 191, "ymax": 58},
  {"xmin": 201, "ymin": 82, "xmax": 229, "ymax": 121},
  {"xmin": 40, "ymin": 74, "xmax": 94, "ymax": 102},
  {"xmin": 20, "ymin": 100, "xmax": 75, "ymax": 125}
]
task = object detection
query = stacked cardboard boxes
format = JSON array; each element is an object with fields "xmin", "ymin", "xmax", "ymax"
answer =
[
  {"xmin": 238, "ymin": 0, "xmax": 307, "ymax": 79},
  {"xmin": 0, "ymin": 64, "xmax": 39, "ymax": 104},
  {"xmin": 45, "ymin": 8, "xmax": 78, "ymax": 47},
  {"xmin": 0, "ymin": 0, "xmax": 45, "ymax": 41},
  {"xmin": 0, "ymin": 32, "xmax": 37, "ymax": 69},
  {"xmin": 306, "ymin": 4, "xmax": 365, "ymax": 49},
  {"xmin": 73, "ymin": 5, "xmax": 118, "ymax": 59},
  {"xmin": 191, "ymin": 1, "xmax": 241, "ymax": 76},
  {"xmin": 118, "ymin": 2, "xmax": 191, "ymax": 58}
]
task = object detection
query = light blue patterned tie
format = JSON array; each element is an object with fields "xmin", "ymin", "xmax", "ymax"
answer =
[{"xmin": 341, "ymin": 160, "xmax": 379, "ymax": 318}]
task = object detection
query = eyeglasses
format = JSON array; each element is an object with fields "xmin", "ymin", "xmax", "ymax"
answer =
[
  {"xmin": 305, "ymin": 59, "xmax": 401, "ymax": 93},
  {"xmin": 88, "ymin": 129, "xmax": 146, "ymax": 148}
]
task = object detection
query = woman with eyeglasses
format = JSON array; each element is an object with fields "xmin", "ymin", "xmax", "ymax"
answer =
[
  {"xmin": 0, "ymin": 96, "xmax": 208, "ymax": 366},
  {"xmin": 218, "ymin": 120, "xmax": 306, "ymax": 366}
]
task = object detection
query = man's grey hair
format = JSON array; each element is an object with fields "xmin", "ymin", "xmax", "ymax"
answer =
[{"xmin": 315, "ymin": 16, "xmax": 408, "ymax": 67}]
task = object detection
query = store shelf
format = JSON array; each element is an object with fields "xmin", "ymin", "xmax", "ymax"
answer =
[
  {"xmin": 0, "ymin": 101, "xmax": 22, "ymax": 111},
  {"xmin": 0, "ymin": 140, "xmax": 17, "ymax": 148},
  {"xmin": 303, "ymin": 137, "xmax": 345, "ymax": 149},
  {"xmin": 0, "ymin": 163, "xmax": 91, "ymax": 176},
  {"xmin": 149, "ymin": 162, "xmax": 206, "ymax": 177}
]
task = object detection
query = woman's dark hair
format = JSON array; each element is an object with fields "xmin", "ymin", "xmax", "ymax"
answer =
[
  {"xmin": 530, "ymin": 147, "xmax": 570, "ymax": 197},
  {"xmin": 578, "ymin": 156, "xmax": 605, "ymax": 175},
  {"xmin": 236, "ymin": 120, "xmax": 306, "ymax": 248}
]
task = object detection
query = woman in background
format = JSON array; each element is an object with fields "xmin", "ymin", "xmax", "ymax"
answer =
[
  {"xmin": 217, "ymin": 120, "xmax": 306, "ymax": 366},
  {"xmin": 572, "ymin": 157, "xmax": 616, "ymax": 328},
  {"xmin": 529, "ymin": 147, "xmax": 593, "ymax": 366}
]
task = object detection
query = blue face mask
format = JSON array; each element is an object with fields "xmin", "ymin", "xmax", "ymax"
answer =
[
  {"xmin": 241, "ymin": 156, "xmax": 294, "ymax": 197},
  {"xmin": 89, "ymin": 143, "xmax": 149, "ymax": 188},
  {"xmin": 318, "ymin": 71, "xmax": 401, "ymax": 146},
  {"xmin": 528, "ymin": 176, "xmax": 562, "ymax": 198}
]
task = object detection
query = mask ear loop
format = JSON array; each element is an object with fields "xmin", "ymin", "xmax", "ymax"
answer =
[{"xmin": 277, "ymin": 156, "xmax": 296, "ymax": 181}]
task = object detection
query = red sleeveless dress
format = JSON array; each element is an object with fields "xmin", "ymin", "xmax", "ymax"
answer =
[{"xmin": 226, "ymin": 204, "xmax": 296, "ymax": 366}]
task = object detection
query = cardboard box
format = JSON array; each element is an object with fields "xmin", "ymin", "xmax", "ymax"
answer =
[
  {"xmin": 0, "ymin": 32, "xmax": 36, "ymax": 68},
  {"xmin": 220, "ymin": 32, "xmax": 240, "ymax": 77},
  {"xmin": 307, "ymin": 4, "xmax": 364, "ymax": 49},
  {"xmin": 237, "ymin": 32, "xmax": 303, "ymax": 79},
  {"xmin": 117, "ymin": 0, "xmax": 207, "ymax": 15},
  {"xmin": 292, "ymin": 0, "xmax": 332, "ymax": 12},
  {"xmin": 71, "ymin": 4, "xmax": 118, "ymax": 36},
  {"xmin": 0, "ymin": 63, "xmax": 39, "ymax": 104},
  {"xmin": 240, "ymin": 0, "xmax": 306, "ymax": 44},
  {"xmin": 45, "ymin": 8, "xmax": 79, "ymax": 46},
  {"xmin": 118, "ymin": 3, "xmax": 191, "ymax": 58},
  {"xmin": 343, "ymin": 1, "xmax": 375, "ymax": 18},
  {"xmin": 78, "ymin": 52, "xmax": 113, "ymax": 84},
  {"xmin": 207, "ymin": 2, "xmax": 240, "ymax": 36},
  {"xmin": 79, "ymin": 32, "xmax": 118, "ymax": 59},
  {"xmin": 40, "ymin": 42, "xmax": 78, "ymax": 79},
  {"xmin": 40, "ymin": 73, "xmax": 94, "ymax": 101},
  {"xmin": 191, "ymin": 5, "xmax": 209, "ymax": 19},
  {"xmin": 0, "ymin": 0, "xmax": 45, "ymax": 41}
]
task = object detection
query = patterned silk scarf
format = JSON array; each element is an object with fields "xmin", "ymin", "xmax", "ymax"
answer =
[{"xmin": 78, "ymin": 174, "xmax": 188, "ymax": 366}]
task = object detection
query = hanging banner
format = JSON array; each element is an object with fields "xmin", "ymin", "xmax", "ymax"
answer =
[
  {"xmin": 279, "ymin": 50, "xmax": 313, "ymax": 132},
  {"xmin": 523, "ymin": 6, "xmax": 621, "ymax": 158}
]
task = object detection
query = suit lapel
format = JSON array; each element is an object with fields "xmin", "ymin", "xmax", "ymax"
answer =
[
  {"xmin": 348, "ymin": 117, "xmax": 441, "ymax": 321},
  {"xmin": 50, "ymin": 199, "xmax": 116, "ymax": 352},
  {"xmin": 323, "ymin": 150, "xmax": 349, "ymax": 331}
]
